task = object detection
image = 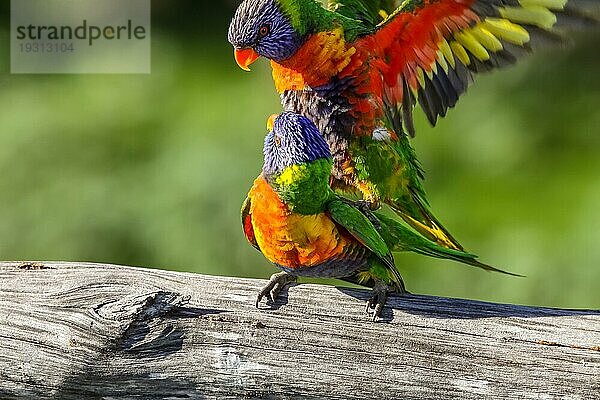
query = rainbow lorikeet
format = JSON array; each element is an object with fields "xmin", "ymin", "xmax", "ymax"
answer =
[
  {"xmin": 228, "ymin": 0, "xmax": 597, "ymax": 251},
  {"xmin": 242, "ymin": 112, "xmax": 515, "ymax": 320}
]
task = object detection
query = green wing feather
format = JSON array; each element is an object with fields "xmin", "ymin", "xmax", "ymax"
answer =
[
  {"xmin": 327, "ymin": 198, "xmax": 395, "ymax": 268},
  {"xmin": 374, "ymin": 212, "xmax": 522, "ymax": 276},
  {"xmin": 327, "ymin": 0, "xmax": 397, "ymax": 27}
]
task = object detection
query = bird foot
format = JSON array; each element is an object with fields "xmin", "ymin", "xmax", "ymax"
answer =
[
  {"xmin": 256, "ymin": 272, "xmax": 297, "ymax": 308},
  {"xmin": 340, "ymin": 197, "xmax": 379, "ymax": 211},
  {"xmin": 365, "ymin": 281, "xmax": 407, "ymax": 322},
  {"xmin": 357, "ymin": 199, "xmax": 380, "ymax": 212}
]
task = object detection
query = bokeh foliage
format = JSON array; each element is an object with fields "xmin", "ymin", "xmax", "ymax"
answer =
[{"xmin": 0, "ymin": 1, "xmax": 598, "ymax": 308}]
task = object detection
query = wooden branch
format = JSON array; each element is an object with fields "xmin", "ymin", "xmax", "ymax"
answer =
[{"xmin": 0, "ymin": 262, "xmax": 598, "ymax": 399}]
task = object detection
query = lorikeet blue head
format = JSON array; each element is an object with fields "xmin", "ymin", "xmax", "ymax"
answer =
[
  {"xmin": 263, "ymin": 112, "xmax": 331, "ymax": 179},
  {"xmin": 228, "ymin": 0, "xmax": 307, "ymax": 69},
  {"xmin": 262, "ymin": 112, "xmax": 334, "ymax": 214}
]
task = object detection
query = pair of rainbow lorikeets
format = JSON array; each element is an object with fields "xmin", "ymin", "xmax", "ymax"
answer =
[{"xmin": 228, "ymin": 0, "xmax": 597, "ymax": 319}]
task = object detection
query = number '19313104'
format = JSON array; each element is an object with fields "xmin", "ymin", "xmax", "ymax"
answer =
[{"xmin": 19, "ymin": 42, "xmax": 75, "ymax": 53}]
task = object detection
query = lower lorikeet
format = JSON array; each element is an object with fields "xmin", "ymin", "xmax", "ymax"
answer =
[
  {"xmin": 242, "ymin": 112, "xmax": 517, "ymax": 320},
  {"xmin": 229, "ymin": 0, "xmax": 598, "ymax": 251}
]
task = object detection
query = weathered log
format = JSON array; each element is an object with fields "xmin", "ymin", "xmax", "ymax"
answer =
[{"xmin": 0, "ymin": 261, "xmax": 598, "ymax": 399}]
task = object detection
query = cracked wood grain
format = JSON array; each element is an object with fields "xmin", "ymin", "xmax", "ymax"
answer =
[{"xmin": 0, "ymin": 261, "xmax": 598, "ymax": 399}]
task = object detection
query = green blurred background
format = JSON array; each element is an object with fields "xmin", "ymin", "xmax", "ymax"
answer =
[{"xmin": 0, "ymin": 1, "xmax": 598, "ymax": 308}]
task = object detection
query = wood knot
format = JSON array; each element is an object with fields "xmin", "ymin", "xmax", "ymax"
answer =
[{"xmin": 94, "ymin": 291, "xmax": 222, "ymax": 358}]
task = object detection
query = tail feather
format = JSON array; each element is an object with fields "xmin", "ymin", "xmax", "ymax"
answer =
[
  {"xmin": 410, "ymin": 241, "xmax": 522, "ymax": 277},
  {"xmin": 376, "ymin": 213, "xmax": 522, "ymax": 277},
  {"xmin": 390, "ymin": 188, "xmax": 465, "ymax": 252}
]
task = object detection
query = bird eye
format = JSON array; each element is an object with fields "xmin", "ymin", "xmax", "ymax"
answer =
[
  {"xmin": 274, "ymin": 135, "xmax": 281, "ymax": 146},
  {"xmin": 258, "ymin": 24, "xmax": 270, "ymax": 39}
]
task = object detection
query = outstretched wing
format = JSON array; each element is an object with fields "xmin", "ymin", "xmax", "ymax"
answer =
[{"xmin": 359, "ymin": 0, "xmax": 598, "ymax": 136}]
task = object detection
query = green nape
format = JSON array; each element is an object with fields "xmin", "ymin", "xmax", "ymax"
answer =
[
  {"xmin": 276, "ymin": 0, "xmax": 370, "ymax": 40},
  {"xmin": 270, "ymin": 157, "xmax": 335, "ymax": 215}
]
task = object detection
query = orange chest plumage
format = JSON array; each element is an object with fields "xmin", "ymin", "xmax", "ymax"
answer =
[
  {"xmin": 270, "ymin": 29, "xmax": 387, "ymax": 136},
  {"xmin": 247, "ymin": 176, "xmax": 353, "ymax": 269},
  {"xmin": 270, "ymin": 28, "xmax": 362, "ymax": 92}
]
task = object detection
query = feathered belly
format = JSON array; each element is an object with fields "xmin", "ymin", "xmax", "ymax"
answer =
[
  {"xmin": 248, "ymin": 177, "xmax": 367, "ymax": 275},
  {"xmin": 253, "ymin": 211, "xmax": 369, "ymax": 278},
  {"xmin": 280, "ymin": 89, "xmax": 355, "ymax": 186},
  {"xmin": 253, "ymin": 210, "xmax": 347, "ymax": 269}
]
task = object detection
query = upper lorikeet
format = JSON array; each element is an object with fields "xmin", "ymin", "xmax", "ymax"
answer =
[
  {"xmin": 228, "ymin": 0, "xmax": 598, "ymax": 251},
  {"xmin": 242, "ymin": 112, "xmax": 516, "ymax": 320}
]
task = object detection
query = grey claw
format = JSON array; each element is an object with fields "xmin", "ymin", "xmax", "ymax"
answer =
[
  {"xmin": 270, "ymin": 285, "xmax": 284, "ymax": 302},
  {"xmin": 256, "ymin": 272, "xmax": 297, "ymax": 308},
  {"xmin": 365, "ymin": 281, "xmax": 393, "ymax": 322},
  {"xmin": 256, "ymin": 292, "xmax": 266, "ymax": 308},
  {"xmin": 373, "ymin": 303, "xmax": 384, "ymax": 322}
]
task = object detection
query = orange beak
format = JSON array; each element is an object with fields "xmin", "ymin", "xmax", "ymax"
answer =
[
  {"xmin": 234, "ymin": 48, "xmax": 260, "ymax": 71},
  {"xmin": 266, "ymin": 114, "xmax": 278, "ymax": 131}
]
